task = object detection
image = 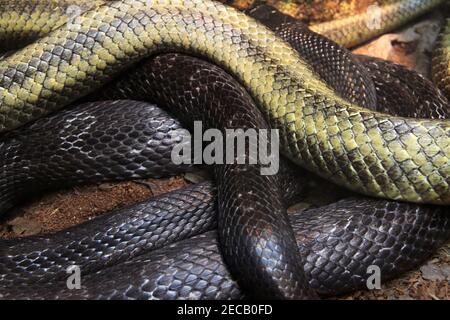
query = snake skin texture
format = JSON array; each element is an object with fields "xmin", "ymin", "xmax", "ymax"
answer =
[
  {"xmin": 218, "ymin": 4, "xmax": 450, "ymax": 119},
  {"xmin": 0, "ymin": 55, "xmax": 448, "ymax": 298},
  {"xmin": 433, "ymin": 18, "xmax": 450, "ymax": 100},
  {"xmin": 0, "ymin": 99, "xmax": 193, "ymax": 214},
  {"xmin": 0, "ymin": 0, "xmax": 448, "ymax": 204},
  {"xmin": 0, "ymin": 0, "xmax": 102, "ymax": 51},
  {"xmin": 0, "ymin": 85, "xmax": 310, "ymax": 295},
  {"xmin": 358, "ymin": 55, "xmax": 450, "ymax": 118},
  {"xmin": 1, "ymin": 94, "xmax": 449, "ymax": 298},
  {"xmin": 2, "ymin": 0, "xmax": 441, "ymax": 51},
  {"xmin": 96, "ymin": 52, "xmax": 317, "ymax": 298},
  {"xmin": 0, "ymin": 98, "xmax": 308, "ymax": 287},
  {"xmin": 2, "ymin": 52, "xmax": 447, "ymax": 299},
  {"xmin": 0, "ymin": 0, "xmax": 449, "ymax": 300},
  {"xmin": 94, "ymin": 49, "xmax": 450, "ymax": 298},
  {"xmin": 0, "ymin": 48, "xmax": 318, "ymax": 298},
  {"xmin": 237, "ymin": 5, "xmax": 450, "ymax": 121},
  {"xmin": 223, "ymin": 0, "xmax": 436, "ymax": 28},
  {"xmin": 0, "ymin": 181, "xmax": 218, "ymax": 287},
  {"xmin": 2, "ymin": 197, "xmax": 449, "ymax": 299},
  {"xmin": 245, "ymin": 5, "xmax": 378, "ymax": 111},
  {"xmin": 310, "ymin": 0, "xmax": 445, "ymax": 48}
]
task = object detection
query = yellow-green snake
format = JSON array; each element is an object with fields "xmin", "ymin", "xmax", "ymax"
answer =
[
  {"xmin": 0, "ymin": 0, "xmax": 449, "ymax": 205},
  {"xmin": 434, "ymin": 17, "xmax": 450, "ymax": 99},
  {"xmin": 222, "ymin": 0, "xmax": 445, "ymax": 47},
  {"xmin": 310, "ymin": 0, "xmax": 445, "ymax": 47}
]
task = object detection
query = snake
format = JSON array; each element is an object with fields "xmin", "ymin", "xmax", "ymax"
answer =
[
  {"xmin": 433, "ymin": 17, "xmax": 450, "ymax": 99},
  {"xmin": 0, "ymin": 94, "xmax": 449, "ymax": 299},
  {"xmin": 0, "ymin": 0, "xmax": 449, "ymax": 299}
]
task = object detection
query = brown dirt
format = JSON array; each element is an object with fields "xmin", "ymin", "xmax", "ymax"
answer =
[{"xmin": 0, "ymin": 177, "xmax": 188, "ymax": 239}]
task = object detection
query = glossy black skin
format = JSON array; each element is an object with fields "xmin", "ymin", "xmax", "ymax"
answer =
[
  {"xmin": 1, "ymin": 82, "xmax": 449, "ymax": 299},
  {"xmin": 0, "ymin": 100, "xmax": 194, "ymax": 214},
  {"xmin": 1, "ymin": 6, "xmax": 450, "ymax": 300},
  {"xmin": 356, "ymin": 55, "xmax": 450, "ymax": 118},
  {"xmin": 96, "ymin": 53, "xmax": 316, "ymax": 299},
  {"xmin": 2, "ymin": 170, "xmax": 449, "ymax": 299},
  {"xmin": 246, "ymin": 4, "xmax": 378, "ymax": 110}
]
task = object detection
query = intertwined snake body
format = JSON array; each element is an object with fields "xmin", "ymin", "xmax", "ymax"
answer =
[
  {"xmin": 0, "ymin": 0, "xmax": 448, "ymax": 203},
  {"xmin": 0, "ymin": 0, "xmax": 450, "ymax": 299}
]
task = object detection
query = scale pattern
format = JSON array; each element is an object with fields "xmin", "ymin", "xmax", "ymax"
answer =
[
  {"xmin": 359, "ymin": 55, "xmax": 450, "ymax": 118},
  {"xmin": 0, "ymin": 50, "xmax": 449, "ymax": 298},
  {"xmin": 0, "ymin": 48, "xmax": 448, "ymax": 298},
  {"xmin": 96, "ymin": 52, "xmax": 317, "ymax": 299},
  {"xmin": 0, "ymin": 100, "xmax": 193, "ymax": 213},
  {"xmin": 245, "ymin": 5, "xmax": 378, "ymax": 110},
  {"xmin": 0, "ymin": 97, "xmax": 307, "ymax": 295},
  {"xmin": 0, "ymin": 0, "xmax": 450, "ymax": 300},
  {"xmin": 0, "ymin": 181, "xmax": 217, "ymax": 287},
  {"xmin": 0, "ymin": 0, "xmax": 448, "ymax": 204},
  {"xmin": 1, "ymin": 51, "xmax": 317, "ymax": 298},
  {"xmin": 433, "ymin": 18, "xmax": 450, "ymax": 100},
  {"xmin": 2, "ymin": 198, "xmax": 449, "ymax": 299},
  {"xmin": 0, "ymin": 0, "xmax": 102, "ymax": 50},
  {"xmin": 310, "ymin": 0, "xmax": 445, "ymax": 47}
]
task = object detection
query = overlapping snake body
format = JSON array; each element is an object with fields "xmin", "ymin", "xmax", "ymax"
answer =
[
  {"xmin": 308, "ymin": 0, "xmax": 446, "ymax": 48},
  {"xmin": 0, "ymin": 0, "xmax": 448, "ymax": 203},
  {"xmin": 0, "ymin": 94, "xmax": 449, "ymax": 299},
  {"xmin": 0, "ymin": 0, "xmax": 449, "ymax": 299},
  {"xmin": 434, "ymin": 18, "xmax": 450, "ymax": 99}
]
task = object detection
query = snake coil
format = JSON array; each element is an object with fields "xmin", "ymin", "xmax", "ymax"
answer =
[{"xmin": 0, "ymin": 0, "xmax": 449, "ymax": 299}]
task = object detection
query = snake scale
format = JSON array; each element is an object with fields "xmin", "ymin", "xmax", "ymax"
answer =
[{"xmin": 0, "ymin": 0, "xmax": 449, "ymax": 299}]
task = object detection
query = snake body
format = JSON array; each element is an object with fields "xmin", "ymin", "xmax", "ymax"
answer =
[
  {"xmin": 433, "ymin": 18, "xmax": 450, "ymax": 99},
  {"xmin": 0, "ymin": 99, "xmax": 194, "ymax": 213},
  {"xmin": 0, "ymin": 0, "xmax": 448, "ymax": 204},
  {"xmin": 1, "ymin": 98, "xmax": 449, "ymax": 299},
  {"xmin": 3, "ymin": 195, "xmax": 449, "ymax": 299},
  {"xmin": 309, "ymin": 0, "xmax": 446, "ymax": 47},
  {"xmin": 0, "ymin": 0, "xmax": 450, "ymax": 299},
  {"xmin": 224, "ymin": 0, "xmax": 445, "ymax": 43}
]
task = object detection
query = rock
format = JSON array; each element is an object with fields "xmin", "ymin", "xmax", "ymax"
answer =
[
  {"xmin": 287, "ymin": 202, "xmax": 311, "ymax": 214},
  {"xmin": 184, "ymin": 170, "xmax": 211, "ymax": 184},
  {"xmin": 441, "ymin": 266, "xmax": 450, "ymax": 280},
  {"xmin": 98, "ymin": 183, "xmax": 115, "ymax": 191},
  {"xmin": 420, "ymin": 263, "xmax": 447, "ymax": 281},
  {"xmin": 8, "ymin": 217, "xmax": 42, "ymax": 237}
]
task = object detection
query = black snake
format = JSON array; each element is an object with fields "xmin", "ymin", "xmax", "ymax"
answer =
[{"xmin": 0, "ymin": 0, "xmax": 449, "ymax": 299}]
